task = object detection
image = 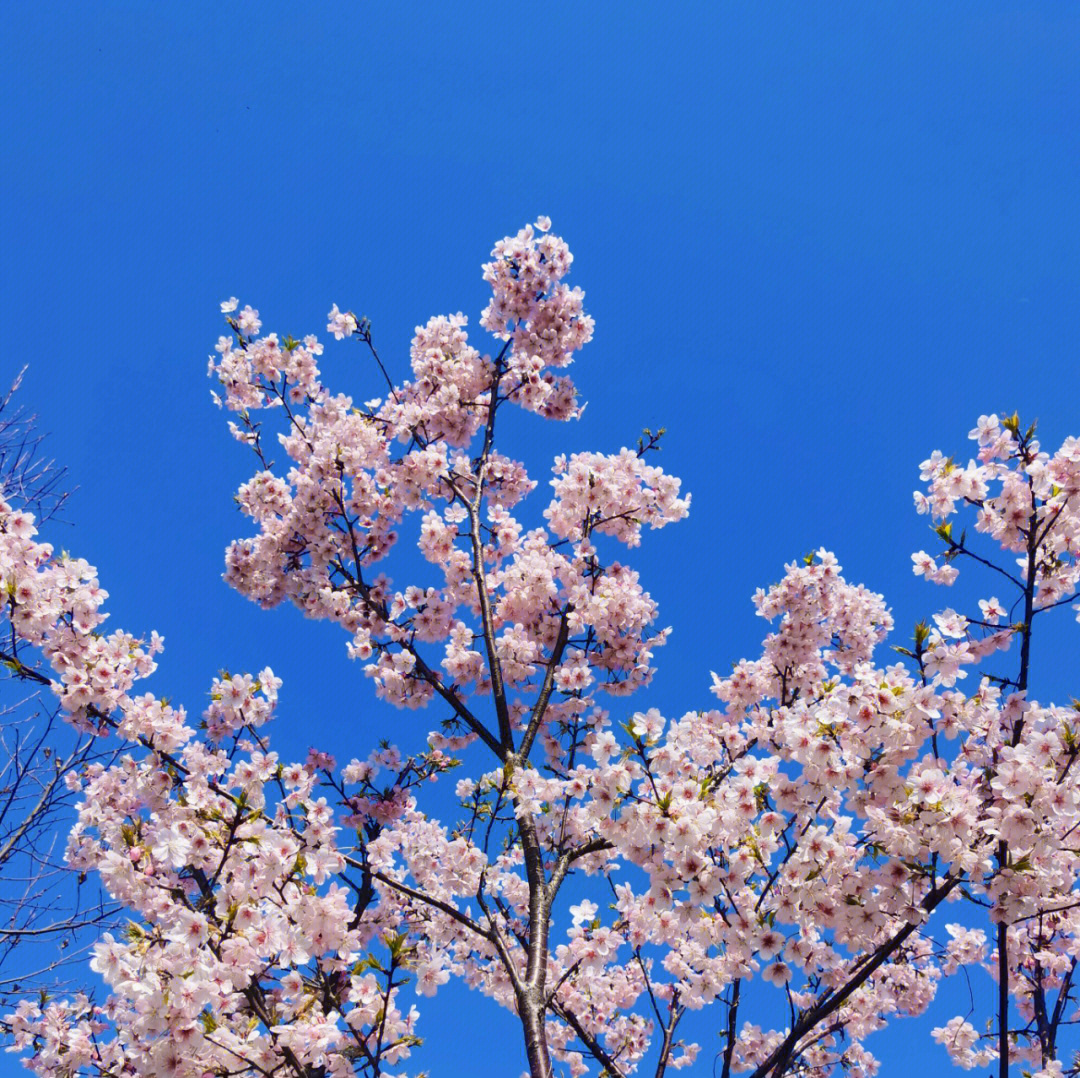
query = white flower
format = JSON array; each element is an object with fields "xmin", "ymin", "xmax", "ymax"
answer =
[{"xmin": 569, "ymin": 899, "xmax": 598, "ymax": 927}]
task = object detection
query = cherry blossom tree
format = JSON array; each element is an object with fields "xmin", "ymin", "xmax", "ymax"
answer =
[
  {"xmin": 0, "ymin": 372, "xmax": 119, "ymax": 1007},
  {"xmin": 3, "ymin": 221, "xmax": 1080, "ymax": 1078}
]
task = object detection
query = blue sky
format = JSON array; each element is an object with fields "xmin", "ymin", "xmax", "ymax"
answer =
[{"xmin": 2, "ymin": 3, "xmax": 1079, "ymax": 1075}]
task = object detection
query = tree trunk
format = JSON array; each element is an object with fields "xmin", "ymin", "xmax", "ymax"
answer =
[{"xmin": 521, "ymin": 993, "xmax": 553, "ymax": 1078}]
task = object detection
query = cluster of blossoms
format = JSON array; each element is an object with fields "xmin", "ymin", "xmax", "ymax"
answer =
[
  {"xmin": 0, "ymin": 496, "xmax": 459, "ymax": 1077},
  {"xmin": 5, "ymin": 225, "xmax": 1080, "ymax": 1078},
  {"xmin": 479, "ymin": 217, "xmax": 593, "ymax": 419},
  {"xmin": 209, "ymin": 221, "xmax": 687, "ymax": 732},
  {"xmin": 0, "ymin": 494, "xmax": 160, "ymax": 724},
  {"xmin": 915, "ymin": 413, "xmax": 1080, "ymax": 615}
]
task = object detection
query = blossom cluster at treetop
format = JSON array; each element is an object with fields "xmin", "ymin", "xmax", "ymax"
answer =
[{"xmin": 3, "ymin": 220, "xmax": 1080, "ymax": 1078}]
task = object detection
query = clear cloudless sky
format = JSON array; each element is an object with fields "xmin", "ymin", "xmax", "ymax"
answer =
[{"xmin": 2, "ymin": 3, "xmax": 1079, "ymax": 1075}]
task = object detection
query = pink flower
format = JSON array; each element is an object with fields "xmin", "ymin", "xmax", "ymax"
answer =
[{"xmin": 762, "ymin": 962, "xmax": 792, "ymax": 986}]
